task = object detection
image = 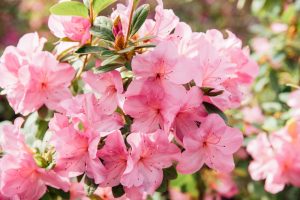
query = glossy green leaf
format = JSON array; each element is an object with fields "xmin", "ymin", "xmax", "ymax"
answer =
[
  {"xmin": 117, "ymin": 46, "xmax": 135, "ymax": 54},
  {"xmin": 130, "ymin": 4, "xmax": 150, "ymax": 36},
  {"xmin": 76, "ymin": 45, "xmax": 111, "ymax": 54},
  {"xmin": 95, "ymin": 63, "xmax": 122, "ymax": 73},
  {"xmin": 50, "ymin": 1, "xmax": 89, "ymax": 18},
  {"xmin": 101, "ymin": 55, "xmax": 122, "ymax": 66},
  {"xmin": 112, "ymin": 184, "xmax": 125, "ymax": 198},
  {"xmin": 93, "ymin": 0, "xmax": 116, "ymax": 16},
  {"xmin": 84, "ymin": 176, "xmax": 98, "ymax": 196},
  {"xmin": 91, "ymin": 16, "xmax": 114, "ymax": 41},
  {"xmin": 203, "ymin": 102, "xmax": 228, "ymax": 123}
]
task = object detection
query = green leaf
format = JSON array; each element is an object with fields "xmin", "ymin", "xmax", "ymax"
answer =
[
  {"xmin": 203, "ymin": 102, "xmax": 228, "ymax": 123},
  {"xmin": 90, "ymin": 26, "xmax": 115, "ymax": 41},
  {"xmin": 76, "ymin": 45, "xmax": 111, "ymax": 54},
  {"xmin": 94, "ymin": 16, "xmax": 113, "ymax": 28},
  {"xmin": 112, "ymin": 184, "xmax": 125, "ymax": 198},
  {"xmin": 84, "ymin": 176, "xmax": 98, "ymax": 196},
  {"xmin": 134, "ymin": 43, "xmax": 156, "ymax": 50},
  {"xmin": 156, "ymin": 177, "xmax": 168, "ymax": 193},
  {"xmin": 117, "ymin": 46, "xmax": 135, "ymax": 54},
  {"xmin": 41, "ymin": 192, "xmax": 52, "ymax": 200},
  {"xmin": 50, "ymin": 1, "xmax": 89, "ymax": 18},
  {"xmin": 269, "ymin": 69, "xmax": 280, "ymax": 94},
  {"xmin": 125, "ymin": 62, "xmax": 132, "ymax": 71},
  {"xmin": 130, "ymin": 4, "xmax": 150, "ymax": 36},
  {"xmin": 48, "ymin": 187, "xmax": 70, "ymax": 199},
  {"xmin": 101, "ymin": 55, "xmax": 122, "ymax": 66},
  {"xmin": 134, "ymin": 35, "xmax": 156, "ymax": 43},
  {"xmin": 93, "ymin": 0, "xmax": 116, "ymax": 16},
  {"xmin": 36, "ymin": 119, "xmax": 49, "ymax": 140},
  {"xmin": 201, "ymin": 87, "xmax": 224, "ymax": 97},
  {"xmin": 95, "ymin": 64, "xmax": 122, "ymax": 73},
  {"xmin": 164, "ymin": 166, "xmax": 178, "ymax": 180}
]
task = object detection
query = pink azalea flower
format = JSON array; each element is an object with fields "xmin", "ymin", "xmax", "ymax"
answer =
[
  {"xmin": 123, "ymin": 79, "xmax": 182, "ymax": 133},
  {"xmin": 121, "ymin": 130, "xmax": 180, "ymax": 195},
  {"xmin": 209, "ymin": 172, "xmax": 239, "ymax": 198},
  {"xmin": 111, "ymin": 0, "xmax": 179, "ymax": 41},
  {"xmin": 132, "ymin": 40, "xmax": 194, "ymax": 85},
  {"xmin": 247, "ymin": 126, "xmax": 300, "ymax": 194},
  {"xmin": 48, "ymin": 15, "xmax": 91, "ymax": 44},
  {"xmin": 69, "ymin": 182, "xmax": 89, "ymax": 200},
  {"xmin": 242, "ymin": 106, "xmax": 264, "ymax": 124},
  {"xmin": 138, "ymin": 0, "xmax": 179, "ymax": 41},
  {"xmin": 83, "ymin": 70, "xmax": 124, "ymax": 114},
  {"xmin": 177, "ymin": 114, "xmax": 243, "ymax": 174},
  {"xmin": 171, "ymin": 87, "xmax": 206, "ymax": 144},
  {"xmin": 49, "ymin": 113, "xmax": 106, "ymax": 184},
  {"xmin": 20, "ymin": 51, "xmax": 75, "ymax": 114},
  {"xmin": 191, "ymin": 35, "xmax": 233, "ymax": 89},
  {"xmin": 0, "ymin": 119, "xmax": 70, "ymax": 200},
  {"xmin": 98, "ymin": 130, "xmax": 128, "ymax": 187},
  {"xmin": 0, "ymin": 33, "xmax": 75, "ymax": 115},
  {"xmin": 94, "ymin": 187, "xmax": 129, "ymax": 200},
  {"xmin": 60, "ymin": 93, "xmax": 124, "ymax": 136}
]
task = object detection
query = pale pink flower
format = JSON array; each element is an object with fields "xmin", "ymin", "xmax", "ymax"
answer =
[
  {"xmin": 247, "ymin": 126, "xmax": 300, "ymax": 194},
  {"xmin": 94, "ymin": 187, "xmax": 129, "ymax": 200},
  {"xmin": 171, "ymin": 87, "xmax": 206, "ymax": 144},
  {"xmin": 98, "ymin": 130, "xmax": 128, "ymax": 187},
  {"xmin": 19, "ymin": 51, "xmax": 75, "ymax": 114},
  {"xmin": 132, "ymin": 40, "xmax": 194, "ymax": 85},
  {"xmin": 169, "ymin": 188, "xmax": 192, "ymax": 200},
  {"xmin": 121, "ymin": 130, "xmax": 180, "ymax": 195},
  {"xmin": 60, "ymin": 93, "xmax": 124, "ymax": 137},
  {"xmin": 0, "ymin": 33, "xmax": 75, "ymax": 115},
  {"xmin": 271, "ymin": 23, "xmax": 288, "ymax": 33},
  {"xmin": 0, "ymin": 120, "xmax": 70, "ymax": 200},
  {"xmin": 49, "ymin": 113, "xmax": 106, "ymax": 184},
  {"xmin": 242, "ymin": 106, "xmax": 264, "ymax": 124},
  {"xmin": 209, "ymin": 172, "xmax": 239, "ymax": 198},
  {"xmin": 111, "ymin": 0, "xmax": 179, "ymax": 41},
  {"xmin": 70, "ymin": 182, "xmax": 89, "ymax": 200},
  {"xmin": 123, "ymin": 79, "xmax": 181, "ymax": 133},
  {"xmin": 138, "ymin": 0, "xmax": 179, "ymax": 41},
  {"xmin": 251, "ymin": 37, "xmax": 272, "ymax": 56},
  {"xmin": 83, "ymin": 70, "xmax": 124, "ymax": 114},
  {"xmin": 177, "ymin": 114, "xmax": 243, "ymax": 174},
  {"xmin": 48, "ymin": 15, "xmax": 91, "ymax": 44}
]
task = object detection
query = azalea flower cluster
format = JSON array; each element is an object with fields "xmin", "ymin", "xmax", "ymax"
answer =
[
  {"xmin": 247, "ymin": 90, "xmax": 300, "ymax": 194},
  {"xmin": 0, "ymin": 0, "xmax": 258, "ymax": 199}
]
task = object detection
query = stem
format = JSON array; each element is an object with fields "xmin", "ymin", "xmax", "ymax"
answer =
[
  {"xmin": 75, "ymin": 55, "xmax": 89, "ymax": 79},
  {"xmin": 89, "ymin": 0, "xmax": 94, "ymax": 24},
  {"xmin": 75, "ymin": 0, "xmax": 94, "ymax": 80},
  {"xmin": 194, "ymin": 171, "xmax": 206, "ymax": 200}
]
